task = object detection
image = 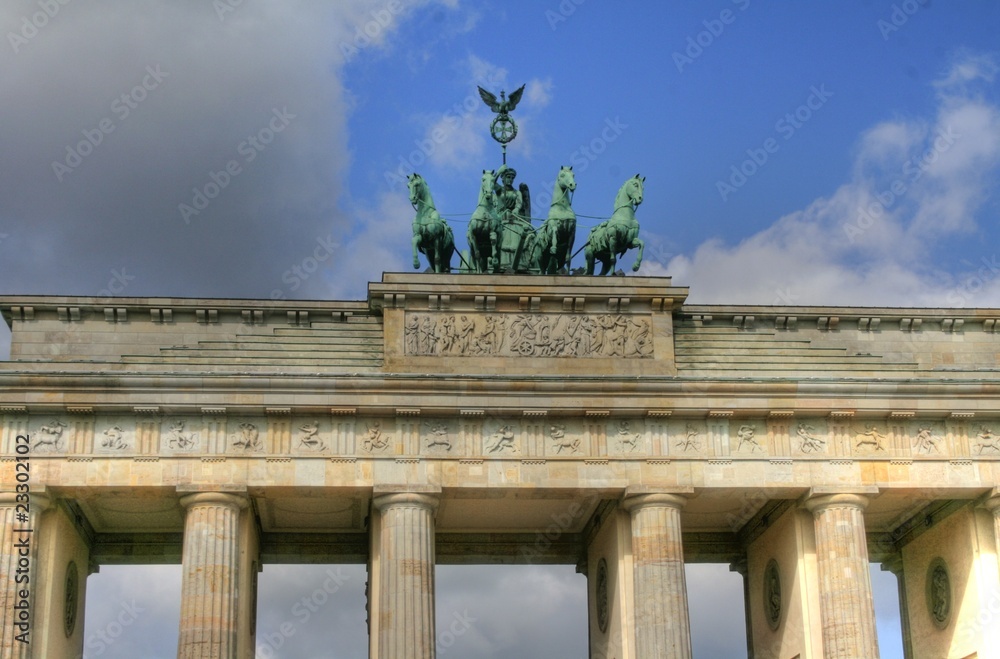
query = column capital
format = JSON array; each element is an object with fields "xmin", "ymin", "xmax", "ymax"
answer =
[
  {"xmin": 0, "ymin": 490, "xmax": 52, "ymax": 512},
  {"xmin": 178, "ymin": 491, "xmax": 249, "ymax": 511},
  {"xmin": 372, "ymin": 491, "xmax": 440, "ymax": 513},
  {"xmin": 803, "ymin": 488, "xmax": 876, "ymax": 515},
  {"xmin": 981, "ymin": 488, "xmax": 1000, "ymax": 515},
  {"xmin": 622, "ymin": 487, "xmax": 693, "ymax": 513},
  {"xmin": 880, "ymin": 553, "xmax": 904, "ymax": 577},
  {"xmin": 729, "ymin": 557, "xmax": 749, "ymax": 577}
]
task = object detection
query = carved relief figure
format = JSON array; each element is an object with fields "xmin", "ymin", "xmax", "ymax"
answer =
[
  {"xmin": 473, "ymin": 315, "xmax": 506, "ymax": 354},
  {"xmin": 931, "ymin": 564, "xmax": 950, "ymax": 624},
  {"xmin": 33, "ymin": 420, "xmax": 67, "ymax": 451},
  {"xmin": 425, "ymin": 422, "xmax": 452, "ymax": 451},
  {"xmin": 166, "ymin": 420, "xmax": 197, "ymax": 450},
  {"xmin": 975, "ymin": 426, "xmax": 1000, "ymax": 454},
  {"xmin": 796, "ymin": 423, "xmax": 826, "ymax": 453},
  {"xmin": 298, "ymin": 422, "xmax": 326, "ymax": 451},
  {"xmin": 855, "ymin": 424, "xmax": 887, "ymax": 452},
  {"xmin": 457, "ymin": 315, "xmax": 476, "ymax": 353},
  {"xmin": 233, "ymin": 423, "xmax": 262, "ymax": 451},
  {"xmin": 362, "ymin": 421, "xmax": 389, "ymax": 453},
  {"xmin": 736, "ymin": 425, "xmax": 761, "ymax": 452},
  {"xmin": 676, "ymin": 423, "xmax": 702, "ymax": 452},
  {"xmin": 764, "ymin": 560, "xmax": 782, "ymax": 630},
  {"xmin": 404, "ymin": 316, "xmax": 420, "ymax": 354},
  {"xmin": 486, "ymin": 425, "xmax": 518, "ymax": 453},
  {"xmin": 615, "ymin": 421, "xmax": 641, "ymax": 452},
  {"xmin": 914, "ymin": 427, "xmax": 941, "ymax": 454},
  {"xmin": 101, "ymin": 426, "xmax": 128, "ymax": 451},
  {"xmin": 549, "ymin": 424, "xmax": 580, "ymax": 454}
]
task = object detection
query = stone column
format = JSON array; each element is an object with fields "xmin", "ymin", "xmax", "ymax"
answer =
[
  {"xmin": 0, "ymin": 492, "xmax": 49, "ymax": 659},
  {"xmin": 983, "ymin": 493, "xmax": 1000, "ymax": 583},
  {"xmin": 372, "ymin": 491, "xmax": 439, "ymax": 659},
  {"xmin": 803, "ymin": 492, "xmax": 879, "ymax": 658},
  {"xmin": 177, "ymin": 492, "xmax": 248, "ymax": 659},
  {"xmin": 729, "ymin": 558, "xmax": 754, "ymax": 659},
  {"xmin": 881, "ymin": 555, "xmax": 913, "ymax": 659},
  {"xmin": 622, "ymin": 492, "xmax": 692, "ymax": 659}
]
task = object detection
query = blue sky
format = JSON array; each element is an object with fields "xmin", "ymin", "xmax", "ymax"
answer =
[{"xmin": 3, "ymin": 1, "xmax": 1000, "ymax": 657}]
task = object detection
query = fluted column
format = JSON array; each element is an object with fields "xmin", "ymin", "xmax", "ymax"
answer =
[
  {"xmin": 372, "ymin": 492, "xmax": 439, "ymax": 659},
  {"xmin": 881, "ymin": 555, "xmax": 913, "ymax": 659},
  {"xmin": 177, "ymin": 492, "xmax": 248, "ymax": 659},
  {"xmin": 803, "ymin": 492, "xmax": 879, "ymax": 658},
  {"xmin": 983, "ymin": 494, "xmax": 1000, "ymax": 585},
  {"xmin": 0, "ymin": 492, "xmax": 50, "ymax": 659},
  {"xmin": 622, "ymin": 492, "xmax": 692, "ymax": 659},
  {"xmin": 729, "ymin": 558, "xmax": 754, "ymax": 659}
]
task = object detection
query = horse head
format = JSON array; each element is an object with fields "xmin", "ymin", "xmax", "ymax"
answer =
[
  {"xmin": 480, "ymin": 169, "xmax": 497, "ymax": 206},
  {"xmin": 556, "ymin": 165, "xmax": 577, "ymax": 195},
  {"xmin": 407, "ymin": 173, "xmax": 425, "ymax": 210}
]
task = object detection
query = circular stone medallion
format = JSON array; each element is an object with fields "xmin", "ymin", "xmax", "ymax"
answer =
[
  {"xmin": 927, "ymin": 558, "xmax": 951, "ymax": 628},
  {"xmin": 64, "ymin": 560, "xmax": 79, "ymax": 637},
  {"xmin": 596, "ymin": 558, "xmax": 610, "ymax": 633},
  {"xmin": 763, "ymin": 559, "xmax": 782, "ymax": 631}
]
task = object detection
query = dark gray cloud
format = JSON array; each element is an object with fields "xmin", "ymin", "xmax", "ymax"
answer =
[{"xmin": 1, "ymin": 0, "xmax": 355, "ymax": 301}]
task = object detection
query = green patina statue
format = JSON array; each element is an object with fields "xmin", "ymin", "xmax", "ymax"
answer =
[
  {"xmin": 407, "ymin": 173, "xmax": 455, "ymax": 273},
  {"xmin": 493, "ymin": 165, "xmax": 534, "ymax": 273},
  {"xmin": 401, "ymin": 84, "xmax": 648, "ymax": 278},
  {"xmin": 585, "ymin": 174, "xmax": 646, "ymax": 275},
  {"xmin": 532, "ymin": 165, "xmax": 577, "ymax": 274},
  {"xmin": 467, "ymin": 169, "xmax": 500, "ymax": 273}
]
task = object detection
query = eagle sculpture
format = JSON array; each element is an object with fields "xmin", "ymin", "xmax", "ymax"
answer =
[{"xmin": 477, "ymin": 84, "xmax": 526, "ymax": 115}]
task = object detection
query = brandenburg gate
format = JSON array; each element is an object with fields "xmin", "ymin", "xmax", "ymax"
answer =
[{"xmin": 3, "ymin": 273, "xmax": 1000, "ymax": 658}]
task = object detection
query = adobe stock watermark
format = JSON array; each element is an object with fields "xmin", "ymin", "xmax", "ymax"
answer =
[
  {"xmin": 179, "ymin": 107, "xmax": 296, "ymax": 224},
  {"xmin": 383, "ymin": 71, "xmax": 503, "ymax": 190},
  {"xmin": 518, "ymin": 494, "xmax": 598, "ymax": 564},
  {"xmin": 77, "ymin": 598, "xmax": 145, "ymax": 658},
  {"xmin": 7, "ymin": 0, "xmax": 74, "ymax": 54},
  {"xmin": 532, "ymin": 117, "xmax": 628, "ymax": 210},
  {"xmin": 842, "ymin": 126, "xmax": 960, "ymax": 243},
  {"xmin": 340, "ymin": 0, "xmax": 411, "ymax": 61},
  {"xmin": 213, "ymin": 0, "xmax": 245, "ymax": 22},
  {"xmin": 255, "ymin": 567, "xmax": 351, "ymax": 659},
  {"xmin": 672, "ymin": 0, "xmax": 751, "ymax": 73},
  {"xmin": 716, "ymin": 84, "xmax": 833, "ymax": 202},
  {"xmin": 545, "ymin": 0, "xmax": 588, "ymax": 31},
  {"xmin": 270, "ymin": 235, "xmax": 340, "ymax": 300},
  {"xmin": 437, "ymin": 608, "xmax": 477, "ymax": 656},
  {"xmin": 946, "ymin": 255, "xmax": 1000, "ymax": 307},
  {"xmin": 51, "ymin": 65, "xmax": 169, "ymax": 183},
  {"xmin": 878, "ymin": 0, "xmax": 931, "ymax": 41},
  {"xmin": 97, "ymin": 268, "xmax": 136, "ymax": 302}
]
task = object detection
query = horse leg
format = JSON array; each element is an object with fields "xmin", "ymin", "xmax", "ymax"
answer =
[
  {"xmin": 412, "ymin": 234, "xmax": 422, "ymax": 270},
  {"xmin": 606, "ymin": 234, "xmax": 618, "ymax": 276},
  {"xmin": 469, "ymin": 232, "xmax": 481, "ymax": 273},
  {"xmin": 563, "ymin": 225, "xmax": 575, "ymax": 272},
  {"xmin": 585, "ymin": 247, "xmax": 595, "ymax": 275},
  {"xmin": 631, "ymin": 237, "xmax": 645, "ymax": 272}
]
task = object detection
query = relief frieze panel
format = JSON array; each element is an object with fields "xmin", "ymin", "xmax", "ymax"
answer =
[
  {"xmin": 403, "ymin": 312, "xmax": 654, "ymax": 358},
  {"xmin": 94, "ymin": 417, "xmax": 136, "ymax": 454},
  {"xmin": 0, "ymin": 413, "xmax": 987, "ymax": 462}
]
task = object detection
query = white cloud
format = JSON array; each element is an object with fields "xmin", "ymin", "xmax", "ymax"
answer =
[
  {"xmin": 652, "ymin": 53, "xmax": 1000, "ymax": 308},
  {"xmin": 526, "ymin": 77, "xmax": 554, "ymax": 108},
  {"xmin": 933, "ymin": 52, "xmax": 999, "ymax": 90}
]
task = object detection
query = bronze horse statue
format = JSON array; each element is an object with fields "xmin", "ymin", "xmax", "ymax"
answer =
[
  {"xmin": 408, "ymin": 173, "xmax": 455, "ymax": 273},
  {"xmin": 467, "ymin": 169, "xmax": 500, "ymax": 273},
  {"xmin": 585, "ymin": 174, "xmax": 645, "ymax": 275},
  {"xmin": 533, "ymin": 166, "xmax": 577, "ymax": 274}
]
